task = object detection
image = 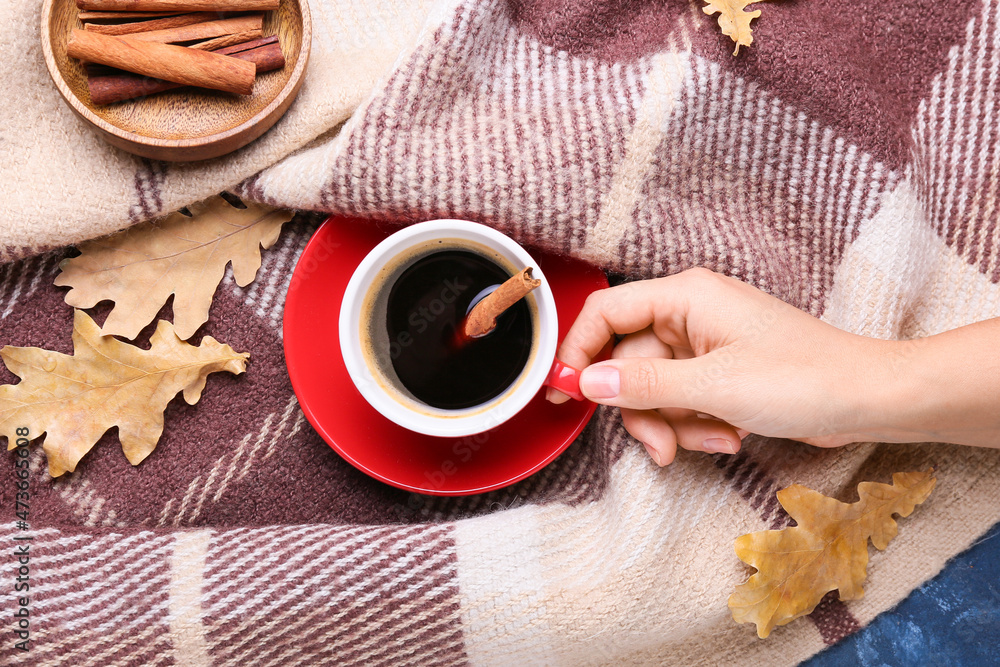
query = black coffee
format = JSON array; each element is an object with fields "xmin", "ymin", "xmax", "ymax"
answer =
[{"xmin": 385, "ymin": 249, "xmax": 533, "ymax": 409}]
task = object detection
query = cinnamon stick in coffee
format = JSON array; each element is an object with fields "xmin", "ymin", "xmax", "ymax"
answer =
[
  {"xmin": 83, "ymin": 11, "xmax": 217, "ymax": 35},
  {"xmin": 107, "ymin": 13, "xmax": 262, "ymax": 44},
  {"xmin": 77, "ymin": 0, "xmax": 278, "ymax": 11},
  {"xmin": 86, "ymin": 36, "xmax": 282, "ymax": 104},
  {"xmin": 464, "ymin": 268, "xmax": 541, "ymax": 339},
  {"xmin": 67, "ymin": 28, "xmax": 256, "ymax": 95}
]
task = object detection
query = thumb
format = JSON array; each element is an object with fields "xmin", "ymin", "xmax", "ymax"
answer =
[{"xmin": 579, "ymin": 358, "xmax": 707, "ymax": 411}]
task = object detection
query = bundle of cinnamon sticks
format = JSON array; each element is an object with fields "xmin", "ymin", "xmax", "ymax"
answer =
[{"xmin": 67, "ymin": 0, "xmax": 286, "ymax": 104}]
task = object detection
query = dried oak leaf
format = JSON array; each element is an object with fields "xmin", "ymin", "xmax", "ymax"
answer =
[
  {"xmin": 702, "ymin": 0, "xmax": 776, "ymax": 55},
  {"xmin": 0, "ymin": 309, "xmax": 248, "ymax": 477},
  {"xmin": 55, "ymin": 195, "xmax": 293, "ymax": 340},
  {"xmin": 729, "ymin": 470, "xmax": 936, "ymax": 638}
]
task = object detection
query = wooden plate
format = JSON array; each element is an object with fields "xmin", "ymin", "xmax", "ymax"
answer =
[{"xmin": 41, "ymin": 0, "xmax": 311, "ymax": 162}]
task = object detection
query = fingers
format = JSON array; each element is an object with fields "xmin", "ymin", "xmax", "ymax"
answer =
[
  {"xmin": 621, "ymin": 408, "xmax": 678, "ymax": 466},
  {"xmin": 548, "ymin": 324, "xmax": 676, "ymax": 405},
  {"xmin": 621, "ymin": 408, "xmax": 743, "ymax": 467},
  {"xmin": 555, "ymin": 275, "xmax": 695, "ymax": 375},
  {"xmin": 612, "ymin": 327, "xmax": 674, "ymax": 360},
  {"xmin": 579, "ymin": 356, "xmax": 710, "ymax": 411},
  {"xmin": 548, "ymin": 271, "xmax": 716, "ymax": 405},
  {"xmin": 669, "ymin": 415, "xmax": 742, "ymax": 456}
]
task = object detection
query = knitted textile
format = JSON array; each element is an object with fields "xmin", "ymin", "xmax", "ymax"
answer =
[{"xmin": 3, "ymin": 0, "xmax": 1000, "ymax": 664}]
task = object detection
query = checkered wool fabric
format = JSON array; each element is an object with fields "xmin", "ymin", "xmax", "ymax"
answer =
[{"xmin": 3, "ymin": 0, "xmax": 1000, "ymax": 664}]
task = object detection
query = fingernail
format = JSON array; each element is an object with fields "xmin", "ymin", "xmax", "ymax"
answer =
[
  {"xmin": 642, "ymin": 442, "xmax": 662, "ymax": 466},
  {"xmin": 580, "ymin": 365, "xmax": 620, "ymax": 399},
  {"xmin": 702, "ymin": 438, "xmax": 737, "ymax": 455}
]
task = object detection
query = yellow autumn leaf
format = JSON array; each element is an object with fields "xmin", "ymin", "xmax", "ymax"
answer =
[
  {"xmin": 55, "ymin": 195, "xmax": 293, "ymax": 340},
  {"xmin": 729, "ymin": 470, "xmax": 936, "ymax": 638},
  {"xmin": 702, "ymin": 0, "xmax": 776, "ymax": 55},
  {"xmin": 0, "ymin": 310, "xmax": 248, "ymax": 477}
]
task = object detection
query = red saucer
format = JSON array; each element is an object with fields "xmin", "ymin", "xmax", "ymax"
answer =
[{"xmin": 283, "ymin": 216, "xmax": 609, "ymax": 495}]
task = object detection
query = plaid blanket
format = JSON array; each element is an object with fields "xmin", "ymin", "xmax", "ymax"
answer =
[{"xmin": 4, "ymin": 0, "xmax": 1000, "ymax": 664}]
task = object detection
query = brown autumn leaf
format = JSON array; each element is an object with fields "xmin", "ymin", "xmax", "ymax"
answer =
[
  {"xmin": 55, "ymin": 195, "xmax": 293, "ymax": 340},
  {"xmin": 729, "ymin": 470, "xmax": 936, "ymax": 638},
  {"xmin": 0, "ymin": 309, "xmax": 248, "ymax": 477},
  {"xmin": 702, "ymin": 0, "xmax": 777, "ymax": 55}
]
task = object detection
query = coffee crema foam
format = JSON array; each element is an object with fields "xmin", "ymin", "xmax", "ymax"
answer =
[{"xmin": 358, "ymin": 238, "xmax": 541, "ymax": 418}]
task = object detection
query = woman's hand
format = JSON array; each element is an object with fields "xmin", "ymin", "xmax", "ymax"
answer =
[{"xmin": 548, "ymin": 268, "xmax": 925, "ymax": 465}]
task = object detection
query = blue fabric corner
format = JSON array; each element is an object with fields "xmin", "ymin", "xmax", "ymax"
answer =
[{"xmin": 803, "ymin": 521, "xmax": 1000, "ymax": 666}]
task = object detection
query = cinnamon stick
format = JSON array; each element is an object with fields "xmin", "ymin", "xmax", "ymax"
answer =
[
  {"xmin": 83, "ymin": 11, "xmax": 217, "ymax": 35},
  {"xmin": 77, "ymin": 0, "xmax": 278, "ymax": 11},
  {"xmin": 463, "ymin": 268, "xmax": 541, "ymax": 339},
  {"xmin": 87, "ymin": 36, "xmax": 282, "ymax": 104},
  {"xmin": 213, "ymin": 33, "xmax": 277, "ymax": 54},
  {"xmin": 85, "ymin": 33, "xmax": 275, "ymax": 74},
  {"xmin": 67, "ymin": 28, "xmax": 256, "ymax": 95},
  {"xmin": 108, "ymin": 13, "xmax": 262, "ymax": 43},
  {"xmin": 189, "ymin": 28, "xmax": 262, "ymax": 50},
  {"xmin": 79, "ymin": 10, "xmax": 183, "ymax": 18}
]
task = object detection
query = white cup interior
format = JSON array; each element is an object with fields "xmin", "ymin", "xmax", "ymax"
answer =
[{"xmin": 339, "ymin": 220, "xmax": 558, "ymax": 437}]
